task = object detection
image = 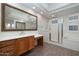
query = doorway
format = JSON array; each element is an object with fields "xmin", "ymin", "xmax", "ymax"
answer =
[{"xmin": 49, "ymin": 18, "xmax": 63, "ymax": 43}]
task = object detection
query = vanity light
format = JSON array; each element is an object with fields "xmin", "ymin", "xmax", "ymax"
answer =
[
  {"xmin": 40, "ymin": 12, "xmax": 43, "ymax": 14},
  {"xmin": 32, "ymin": 7, "xmax": 36, "ymax": 9}
]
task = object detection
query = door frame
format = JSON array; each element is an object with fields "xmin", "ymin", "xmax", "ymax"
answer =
[{"xmin": 49, "ymin": 19, "xmax": 63, "ymax": 44}]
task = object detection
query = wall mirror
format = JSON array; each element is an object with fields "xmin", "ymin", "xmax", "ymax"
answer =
[{"xmin": 1, "ymin": 3, "xmax": 37, "ymax": 31}]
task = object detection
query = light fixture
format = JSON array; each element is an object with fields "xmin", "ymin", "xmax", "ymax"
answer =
[
  {"xmin": 40, "ymin": 12, "xmax": 43, "ymax": 14},
  {"xmin": 32, "ymin": 7, "xmax": 36, "ymax": 9}
]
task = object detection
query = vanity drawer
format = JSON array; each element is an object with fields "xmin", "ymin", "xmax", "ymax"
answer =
[{"xmin": 0, "ymin": 40, "xmax": 15, "ymax": 48}]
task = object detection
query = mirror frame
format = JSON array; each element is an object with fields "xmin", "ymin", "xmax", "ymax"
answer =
[{"xmin": 1, "ymin": 3, "xmax": 38, "ymax": 31}]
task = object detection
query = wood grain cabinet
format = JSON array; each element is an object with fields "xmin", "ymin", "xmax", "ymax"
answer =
[
  {"xmin": 0, "ymin": 40, "xmax": 16, "ymax": 56},
  {"xmin": 24, "ymin": 37, "xmax": 29, "ymax": 52},
  {"xmin": 15, "ymin": 38, "xmax": 26, "ymax": 55},
  {"xmin": 35, "ymin": 36, "xmax": 43, "ymax": 46},
  {"xmin": 0, "ymin": 35, "xmax": 35, "ymax": 56},
  {"xmin": 0, "ymin": 35, "xmax": 43, "ymax": 56},
  {"xmin": 15, "ymin": 36, "xmax": 35, "ymax": 55},
  {"xmin": 28, "ymin": 36, "xmax": 35, "ymax": 50}
]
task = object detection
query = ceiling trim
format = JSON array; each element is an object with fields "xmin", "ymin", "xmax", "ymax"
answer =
[
  {"xmin": 35, "ymin": 3, "xmax": 49, "ymax": 12},
  {"xmin": 50, "ymin": 3, "xmax": 79, "ymax": 14}
]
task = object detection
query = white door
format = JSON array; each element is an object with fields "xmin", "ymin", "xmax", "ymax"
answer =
[{"xmin": 50, "ymin": 20, "xmax": 59, "ymax": 43}]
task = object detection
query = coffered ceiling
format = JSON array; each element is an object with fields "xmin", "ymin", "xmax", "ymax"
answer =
[{"xmin": 20, "ymin": 3, "xmax": 79, "ymax": 18}]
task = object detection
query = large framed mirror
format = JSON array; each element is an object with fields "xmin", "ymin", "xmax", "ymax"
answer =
[{"xmin": 1, "ymin": 3, "xmax": 37, "ymax": 31}]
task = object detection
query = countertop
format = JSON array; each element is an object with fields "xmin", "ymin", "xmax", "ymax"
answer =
[{"xmin": 0, "ymin": 34, "xmax": 43, "ymax": 41}]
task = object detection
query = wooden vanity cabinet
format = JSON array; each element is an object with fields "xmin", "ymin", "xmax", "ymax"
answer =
[
  {"xmin": 0, "ymin": 35, "xmax": 43, "ymax": 56},
  {"xmin": 15, "ymin": 36, "xmax": 35, "ymax": 56}
]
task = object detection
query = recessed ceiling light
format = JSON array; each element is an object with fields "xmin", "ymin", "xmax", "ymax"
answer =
[
  {"xmin": 40, "ymin": 12, "xmax": 43, "ymax": 14},
  {"xmin": 32, "ymin": 7, "xmax": 36, "ymax": 9}
]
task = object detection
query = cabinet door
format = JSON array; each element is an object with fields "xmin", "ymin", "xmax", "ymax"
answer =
[
  {"xmin": 38, "ymin": 36, "xmax": 43, "ymax": 46},
  {"xmin": 16, "ymin": 38, "xmax": 25, "ymax": 55},
  {"xmin": 24, "ymin": 38, "xmax": 29, "ymax": 52},
  {"xmin": 28, "ymin": 36, "xmax": 35, "ymax": 50},
  {"xmin": 35, "ymin": 36, "xmax": 43, "ymax": 46},
  {"xmin": 15, "ymin": 36, "xmax": 35, "ymax": 55}
]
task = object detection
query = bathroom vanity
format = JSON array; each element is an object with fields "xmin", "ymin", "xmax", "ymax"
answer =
[{"xmin": 0, "ymin": 35, "xmax": 43, "ymax": 56}]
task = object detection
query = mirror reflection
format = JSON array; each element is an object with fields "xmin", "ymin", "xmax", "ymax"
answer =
[{"xmin": 2, "ymin": 4, "xmax": 37, "ymax": 31}]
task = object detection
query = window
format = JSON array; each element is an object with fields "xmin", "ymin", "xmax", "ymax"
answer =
[
  {"xmin": 69, "ymin": 25, "xmax": 78, "ymax": 31},
  {"xmin": 69, "ymin": 16, "xmax": 78, "ymax": 21}
]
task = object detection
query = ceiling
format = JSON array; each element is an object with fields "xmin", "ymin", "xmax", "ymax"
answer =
[
  {"xmin": 37, "ymin": 3, "xmax": 70, "ymax": 11},
  {"xmin": 20, "ymin": 3, "xmax": 79, "ymax": 19}
]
